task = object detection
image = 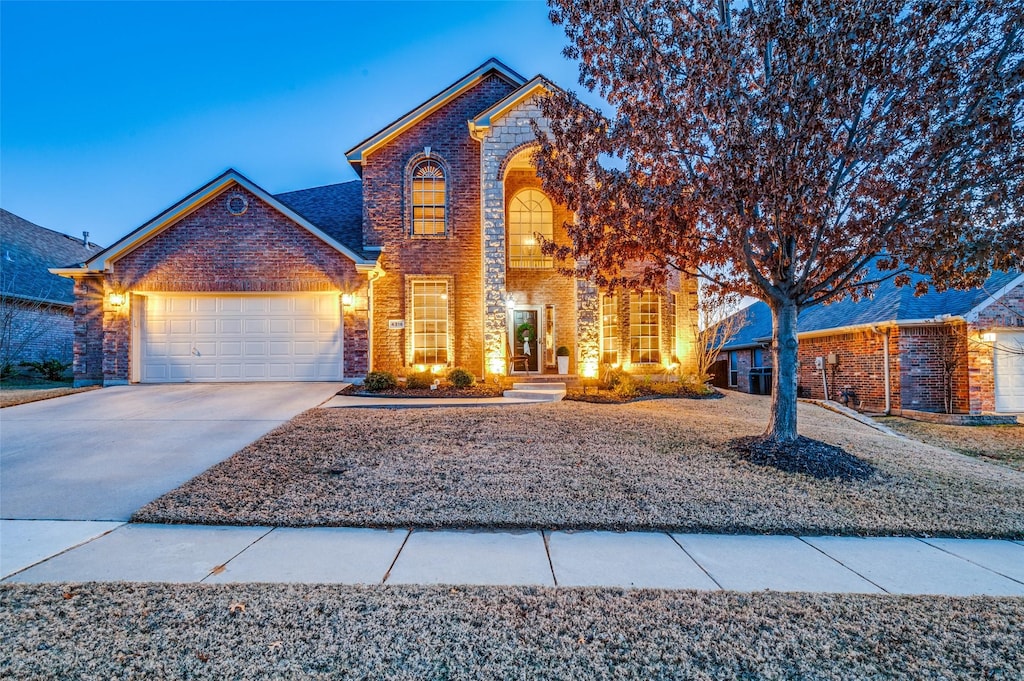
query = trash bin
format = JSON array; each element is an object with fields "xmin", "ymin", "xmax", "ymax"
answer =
[{"xmin": 749, "ymin": 367, "xmax": 773, "ymax": 395}]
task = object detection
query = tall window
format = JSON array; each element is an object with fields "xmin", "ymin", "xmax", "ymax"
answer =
[
  {"xmin": 752, "ymin": 348, "xmax": 764, "ymax": 368},
  {"xmin": 601, "ymin": 294, "xmax": 619, "ymax": 365},
  {"xmin": 630, "ymin": 292, "xmax": 660, "ymax": 364},
  {"xmin": 411, "ymin": 160, "xmax": 446, "ymax": 236},
  {"xmin": 729, "ymin": 351, "xmax": 739, "ymax": 386},
  {"xmin": 508, "ymin": 189, "xmax": 553, "ymax": 268},
  {"xmin": 411, "ymin": 281, "xmax": 448, "ymax": 364}
]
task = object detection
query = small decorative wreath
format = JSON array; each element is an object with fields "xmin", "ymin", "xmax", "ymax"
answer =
[{"xmin": 515, "ymin": 322, "xmax": 537, "ymax": 344}]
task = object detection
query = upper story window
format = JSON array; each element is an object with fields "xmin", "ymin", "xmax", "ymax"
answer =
[
  {"xmin": 508, "ymin": 189, "xmax": 553, "ymax": 268},
  {"xmin": 411, "ymin": 160, "xmax": 446, "ymax": 236}
]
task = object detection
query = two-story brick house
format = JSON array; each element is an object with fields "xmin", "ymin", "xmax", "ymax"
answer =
[{"xmin": 54, "ymin": 59, "xmax": 695, "ymax": 386}]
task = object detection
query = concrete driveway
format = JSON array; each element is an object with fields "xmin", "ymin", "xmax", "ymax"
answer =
[{"xmin": 0, "ymin": 383, "xmax": 342, "ymax": 521}]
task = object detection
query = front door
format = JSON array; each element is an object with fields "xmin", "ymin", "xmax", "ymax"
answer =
[{"xmin": 511, "ymin": 308, "xmax": 540, "ymax": 372}]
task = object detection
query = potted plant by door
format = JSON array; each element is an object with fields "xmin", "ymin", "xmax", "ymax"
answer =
[{"xmin": 556, "ymin": 346, "xmax": 570, "ymax": 375}]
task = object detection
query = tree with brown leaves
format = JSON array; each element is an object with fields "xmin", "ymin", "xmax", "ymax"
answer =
[{"xmin": 535, "ymin": 0, "xmax": 1023, "ymax": 449}]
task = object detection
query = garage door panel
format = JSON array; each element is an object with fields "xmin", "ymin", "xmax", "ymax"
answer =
[
  {"xmin": 140, "ymin": 294, "xmax": 342, "ymax": 383},
  {"xmin": 220, "ymin": 342, "xmax": 242, "ymax": 356},
  {"xmin": 219, "ymin": 319, "xmax": 242, "ymax": 334}
]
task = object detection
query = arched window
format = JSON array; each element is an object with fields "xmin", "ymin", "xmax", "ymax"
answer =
[
  {"xmin": 508, "ymin": 189, "xmax": 553, "ymax": 268},
  {"xmin": 410, "ymin": 160, "xmax": 446, "ymax": 236}
]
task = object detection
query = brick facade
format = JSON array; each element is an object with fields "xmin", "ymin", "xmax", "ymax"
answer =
[
  {"xmin": 716, "ymin": 282, "xmax": 1024, "ymax": 414},
  {"xmin": 360, "ymin": 74, "xmax": 517, "ymax": 375},
  {"xmin": 1, "ymin": 300, "xmax": 74, "ymax": 368},
  {"xmin": 65, "ymin": 62, "xmax": 702, "ymax": 385},
  {"xmin": 72, "ymin": 186, "xmax": 368, "ymax": 385}
]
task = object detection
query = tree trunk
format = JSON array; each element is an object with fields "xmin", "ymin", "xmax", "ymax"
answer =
[{"xmin": 766, "ymin": 299, "xmax": 800, "ymax": 443}]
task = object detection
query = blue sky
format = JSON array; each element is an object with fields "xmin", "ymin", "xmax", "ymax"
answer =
[{"xmin": 1, "ymin": 0, "xmax": 583, "ymax": 246}]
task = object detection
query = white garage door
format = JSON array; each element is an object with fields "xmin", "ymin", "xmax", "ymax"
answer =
[
  {"xmin": 994, "ymin": 331, "xmax": 1024, "ymax": 412},
  {"xmin": 139, "ymin": 294, "xmax": 343, "ymax": 382}
]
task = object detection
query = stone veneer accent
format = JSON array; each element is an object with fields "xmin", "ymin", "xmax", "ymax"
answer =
[{"xmin": 478, "ymin": 96, "xmax": 603, "ymax": 373}]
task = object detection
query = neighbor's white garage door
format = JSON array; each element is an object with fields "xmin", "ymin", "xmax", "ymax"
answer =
[
  {"xmin": 994, "ymin": 331, "xmax": 1024, "ymax": 412},
  {"xmin": 139, "ymin": 294, "xmax": 342, "ymax": 382}
]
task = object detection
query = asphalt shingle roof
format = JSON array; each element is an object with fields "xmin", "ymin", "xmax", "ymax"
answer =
[
  {"xmin": 722, "ymin": 264, "xmax": 1021, "ymax": 349},
  {"xmin": 0, "ymin": 209, "xmax": 101, "ymax": 305},
  {"xmin": 274, "ymin": 181, "xmax": 373, "ymax": 261}
]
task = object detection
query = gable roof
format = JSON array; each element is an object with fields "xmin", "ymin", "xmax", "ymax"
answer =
[
  {"xmin": 59, "ymin": 169, "xmax": 377, "ymax": 276},
  {"xmin": 721, "ymin": 266, "xmax": 1023, "ymax": 349},
  {"xmin": 274, "ymin": 180, "xmax": 371, "ymax": 260},
  {"xmin": 1, "ymin": 209, "xmax": 101, "ymax": 305},
  {"xmin": 345, "ymin": 58, "xmax": 527, "ymax": 170},
  {"xmin": 468, "ymin": 75, "xmax": 556, "ymax": 140}
]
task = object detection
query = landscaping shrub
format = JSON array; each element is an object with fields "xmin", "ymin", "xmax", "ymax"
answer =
[
  {"xmin": 363, "ymin": 371, "xmax": 397, "ymax": 392},
  {"xmin": 613, "ymin": 374, "xmax": 638, "ymax": 399},
  {"xmin": 650, "ymin": 381, "xmax": 681, "ymax": 396},
  {"xmin": 20, "ymin": 358, "xmax": 72, "ymax": 382},
  {"xmin": 678, "ymin": 372, "xmax": 716, "ymax": 396},
  {"xmin": 406, "ymin": 371, "xmax": 434, "ymax": 389},
  {"xmin": 446, "ymin": 367, "xmax": 475, "ymax": 388}
]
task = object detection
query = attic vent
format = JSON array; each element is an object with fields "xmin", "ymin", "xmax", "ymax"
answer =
[{"xmin": 227, "ymin": 193, "xmax": 249, "ymax": 216}]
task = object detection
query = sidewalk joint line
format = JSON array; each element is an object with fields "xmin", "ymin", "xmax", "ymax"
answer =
[
  {"xmin": 667, "ymin": 533, "xmax": 723, "ymax": 590},
  {"xmin": 0, "ymin": 522, "xmax": 127, "ymax": 581},
  {"xmin": 542, "ymin": 530, "xmax": 558, "ymax": 586},
  {"xmin": 199, "ymin": 526, "xmax": 276, "ymax": 583},
  {"xmin": 380, "ymin": 528, "xmax": 413, "ymax": 584},
  {"xmin": 916, "ymin": 537, "xmax": 1024, "ymax": 586},
  {"xmin": 797, "ymin": 537, "xmax": 890, "ymax": 594}
]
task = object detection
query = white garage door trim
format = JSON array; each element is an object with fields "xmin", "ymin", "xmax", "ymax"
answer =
[
  {"xmin": 993, "ymin": 331, "xmax": 1024, "ymax": 412},
  {"xmin": 136, "ymin": 293, "xmax": 343, "ymax": 383}
]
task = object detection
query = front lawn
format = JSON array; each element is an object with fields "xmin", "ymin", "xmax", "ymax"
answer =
[
  {"xmin": 134, "ymin": 393, "xmax": 1024, "ymax": 538},
  {"xmin": 0, "ymin": 379, "xmax": 98, "ymax": 408},
  {"xmin": 876, "ymin": 416, "xmax": 1024, "ymax": 471},
  {"xmin": 2, "ymin": 583, "xmax": 1021, "ymax": 680}
]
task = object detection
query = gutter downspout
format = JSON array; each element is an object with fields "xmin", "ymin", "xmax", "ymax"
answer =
[{"xmin": 872, "ymin": 326, "xmax": 892, "ymax": 415}]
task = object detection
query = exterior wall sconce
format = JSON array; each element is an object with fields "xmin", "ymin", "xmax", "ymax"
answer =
[
  {"xmin": 505, "ymin": 294, "xmax": 515, "ymax": 309},
  {"xmin": 341, "ymin": 293, "xmax": 355, "ymax": 307},
  {"xmin": 108, "ymin": 292, "xmax": 127, "ymax": 307}
]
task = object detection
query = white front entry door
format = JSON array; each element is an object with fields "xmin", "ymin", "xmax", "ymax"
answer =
[
  {"xmin": 138, "ymin": 294, "xmax": 343, "ymax": 382},
  {"xmin": 994, "ymin": 331, "xmax": 1024, "ymax": 412}
]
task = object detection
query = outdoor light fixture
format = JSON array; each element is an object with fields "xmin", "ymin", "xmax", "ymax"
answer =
[
  {"xmin": 505, "ymin": 294, "xmax": 515, "ymax": 309},
  {"xmin": 981, "ymin": 332, "xmax": 997, "ymax": 342},
  {"xmin": 341, "ymin": 293, "xmax": 355, "ymax": 307},
  {"xmin": 108, "ymin": 292, "xmax": 127, "ymax": 307}
]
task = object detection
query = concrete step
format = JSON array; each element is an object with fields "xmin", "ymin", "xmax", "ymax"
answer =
[
  {"xmin": 502, "ymin": 388, "xmax": 565, "ymax": 402},
  {"xmin": 511, "ymin": 382, "xmax": 566, "ymax": 392}
]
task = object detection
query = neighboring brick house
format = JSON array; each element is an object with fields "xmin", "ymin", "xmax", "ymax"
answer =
[
  {"xmin": 1, "ymin": 209, "xmax": 100, "ymax": 372},
  {"xmin": 54, "ymin": 59, "xmax": 696, "ymax": 386},
  {"xmin": 714, "ymin": 268, "xmax": 1024, "ymax": 414}
]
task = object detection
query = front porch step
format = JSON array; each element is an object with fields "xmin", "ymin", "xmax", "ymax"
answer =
[
  {"xmin": 503, "ymin": 382, "xmax": 567, "ymax": 402},
  {"xmin": 510, "ymin": 374, "xmax": 581, "ymax": 386},
  {"xmin": 511, "ymin": 382, "xmax": 566, "ymax": 392}
]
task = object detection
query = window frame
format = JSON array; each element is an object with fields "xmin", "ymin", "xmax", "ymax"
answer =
[
  {"xmin": 629, "ymin": 291, "xmax": 661, "ymax": 365},
  {"xmin": 729, "ymin": 351, "xmax": 739, "ymax": 387},
  {"xmin": 601, "ymin": 294, "xmax": 620, "ymax": 365},
  {"xmin": 507, "ymin": 188, "xmax": 554, "ymax": 268},
  {"xmin": 408, "ymin": 157, "xmax": 448, "ymax": 238},
  {"xmin": 408, "ymin": 279, "xmax": 451, "ymax": 366}
]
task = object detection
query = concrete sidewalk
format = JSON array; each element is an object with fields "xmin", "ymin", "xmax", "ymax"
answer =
[{"xmin": 3, "ymin": 521, "xmax": 1022, "ymax": 596}]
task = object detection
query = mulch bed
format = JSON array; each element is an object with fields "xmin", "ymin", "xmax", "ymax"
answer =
[
  {"xmin": 2, "ymin": 583, "xmax": 1021, "ymax": 680},
  {"xmin": 732, "ymin": 435, "xmax": 877, "ymax": 481},
  {"xmin": 341, "ymin": 384, "xmax": 506, "ymax": 399},
  {"xmin": 565, "ymin": 386, "xmax": 723, "ymax": 403}
]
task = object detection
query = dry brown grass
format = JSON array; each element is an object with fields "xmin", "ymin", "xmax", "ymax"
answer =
[
  {"xmin": 0, "ymin": 384, "xmax": 98, "ymax": 408},
  {"xmin": 2, "ymin": 583, "xmax": 1021, "ymax": 680},
  {"xmin": 877, "ymin": 416, "xmax": 1024, "ymax": 471},
  {"xmin": 135, "ymin": 392, "xmax": 1024, "ymax": 537}
]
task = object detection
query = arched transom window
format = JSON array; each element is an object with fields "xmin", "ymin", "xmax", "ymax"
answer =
[
  {"xmin": 508, "ymin": 189, "xmax": 553, "ymax": 268},
  {"xmin": 411, "ymin": 160, "xmax": 446, "ymax": 236}
]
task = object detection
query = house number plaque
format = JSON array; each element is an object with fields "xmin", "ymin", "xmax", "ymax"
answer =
[{"xmin": 388, "ymin": 320, "xmax": 405, "ymax": 330}]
